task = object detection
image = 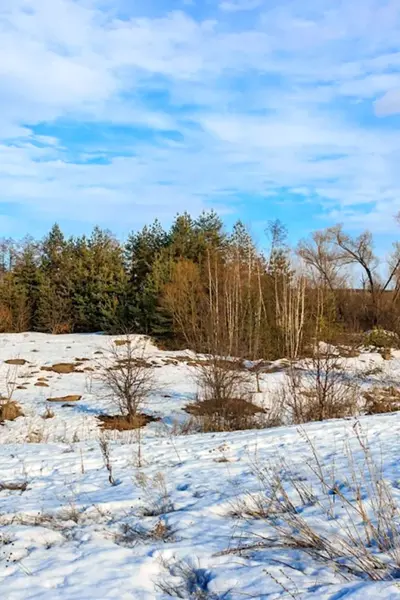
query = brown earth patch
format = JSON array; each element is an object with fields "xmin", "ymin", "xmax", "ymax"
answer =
[
  {"xmin": 97, "ymin": 413, "xmax": 158, "ymax": 431},
  {"xmin": 41, "ymin": 363, "xmax": 79, "ymax": 374},
  {"xmin": 47, "ymin": 395, "xmax": 82, "ymax": 403},
  {"xmin": 5, "ymin": 359, "xmax": 28, "ymax": 366}
]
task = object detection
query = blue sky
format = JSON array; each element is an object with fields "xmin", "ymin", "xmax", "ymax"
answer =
[{"xmin": 1, "ymin": 0, "xmax": 400, "ymax": 252}]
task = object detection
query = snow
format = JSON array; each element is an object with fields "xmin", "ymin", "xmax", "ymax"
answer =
[{"xmin": 0, "ymin": 333, "xmax": 400, "ymax": 598}]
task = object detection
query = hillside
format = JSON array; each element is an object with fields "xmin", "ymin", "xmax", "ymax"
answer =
[{"xmin": 0, "ymin": 333, "xmax": 400, "ymax": 599}]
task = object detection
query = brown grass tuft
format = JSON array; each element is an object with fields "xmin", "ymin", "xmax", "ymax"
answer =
[
  {"xmin": 114, "ymin": 339, "xmax": 129, "ymax": 346},
  {"xmin": 0, "ymin": 400, "xmax": 24, "ymax": 422},
  {"xmin": 364, "ymin": 386, "xmax": 400, "ymax": 415}
]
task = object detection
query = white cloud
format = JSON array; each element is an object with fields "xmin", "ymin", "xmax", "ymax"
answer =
[
  {"xmin": 1, "ymin": 0, "xmax": 400, "ymax": 236},
  {"xmin": 375, "ymin": 89, "xmax": 400, "ymax": 115}
]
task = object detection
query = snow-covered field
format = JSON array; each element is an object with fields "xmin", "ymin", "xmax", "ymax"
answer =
[{"xmin": 1, "ymin": 333, "xmax": 400, "ymax": 599}]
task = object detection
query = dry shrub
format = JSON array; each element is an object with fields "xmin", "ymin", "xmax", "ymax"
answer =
[
  {"xmin": 98, "ymin": 336, "xmax": 156, "ymax": 420},
  {"xmin": 47, "ymin": 395, "xmax": 82, "ymax": 403},
  {"xmin": 188, "ymin": 356, "xmax": 270, "ymax": 431},
  {"xmin": 157, "ymin": 558, "xmax": 227, "ymax": 599},
  {"xmin": 136, "ymin": 472, "xmax": 174, "ymax": 516},
  {"xmin": 0, "ymin": 400, "xmax": 24, "ymax": 422},
  {"xmin": 363, "ymin": 386, "xmax": 400, "ymax": 415},
  {"xmin": 185, "ymin": 397, "xmax": 266, "ymax": 432},
  {"xmin": 278, "ymin": 349, "xmax": 359, "ymax": 424},
  {"xmin": 115, "ymin": 519, "xmax": 174, "ymax": 547},
  {"xmin": 42, "ymin": 407, "xmax": 55, "ymax": 419}
]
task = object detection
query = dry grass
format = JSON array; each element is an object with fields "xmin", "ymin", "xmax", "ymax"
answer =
[
  {"xmin": 185, "ymin": 397, "xmax": 269, "ymax": 432},
  {"xmin": 157, "ymin": 558, "xmax": 229, "ymax": 599},
  {"xmin": 0, "ymin": 400, "xmax": 24, "ymax": 422},
  {"xmin": 363, "ymin": 386, "xmax": 400, "ymax": 415},
  {"xmin": 42, "ymin": 407, "xmax": 55, "ymax": 419},
  {"xmin": 115, "ymin": 520, "xmax": 174, "ymax": 547},
  {"xmin": 97, "ymin": 413, "xmax": 157, "ymax": 431},
  {"xmin": 47, "ymin": 395, "xmax": 82, "ymax": 403},
  {"xmin": 35, "ymin": 382, "xmax": 49, "ymax": 387},
  {"xmin": 99, "ymin": 435, "xmax": 117, "ymax": 486},
  {"xmin": 0, "ymin": 480, "xmax": 28, "ymax": 492},
  {"xmin": 136, "ymin": 472, "xmax": 174, "ymax": 516},
  {"xmin": 114, "ymin": 339, "xmax": 129, "ymax": 346},
  {"xmin": 232, "ymin": 427, "xmax": 400, "ymax": 585}
]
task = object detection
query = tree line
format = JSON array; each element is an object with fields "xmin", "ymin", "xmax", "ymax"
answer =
[{"xmin": 1, "ymin": 211, "xmax": 399, "ymax": 359}]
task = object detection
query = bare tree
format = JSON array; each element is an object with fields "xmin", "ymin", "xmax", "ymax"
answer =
[{"xmin": 297, "ymin": 229, "xmax": 346, "ymax": 291}]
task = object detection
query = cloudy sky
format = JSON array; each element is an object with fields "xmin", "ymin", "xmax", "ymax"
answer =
[{"xmin": 1, "ymin": 0, "xmax": 400, "ymax": 248}]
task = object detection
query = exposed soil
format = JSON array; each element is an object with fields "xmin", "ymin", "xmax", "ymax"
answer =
[
  {"xmin": 41, "ymin": 363, "xmax": 80, "ymax": 374},
  {"xmin": 47, "ymin": 395, "xmax": 82, "ymax": 403},
  {"xmin": 97, "ymin": 413, "xmax": 158, "ymax": 431},
  {"xmin": 5, "ymin": 359, "xmax": 28, "ymax": 366}
]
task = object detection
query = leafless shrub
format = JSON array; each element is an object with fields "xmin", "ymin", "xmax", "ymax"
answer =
[
  {"xmin": 3, "ymin": 363, "xmax": 20, "ymax": 399},
  {"xmin": 135, "ymin": 472, "xmax": 174, "ymax": 516},
  {"xmin": 156, "ymin": 557, "xmax": 230, "ymax": 599},
  {"xmin": 98, "ymin": 336, "xmax": 156, "ymax": 420},
  {"xmin": 277, "ymin": 348, "xmax": 359, "ymax": 424},
  {"xmin": 99, "ymin": 435, "xmax": 117, "ymax": 486},
  {"xmin": 194, "ymin": 356, "xmax": 250, "ymax": 402}
]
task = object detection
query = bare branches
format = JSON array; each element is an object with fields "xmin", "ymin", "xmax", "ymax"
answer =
[{"xmin": 98, "ymin": 336, "xmax": 156, "ymax": 420}]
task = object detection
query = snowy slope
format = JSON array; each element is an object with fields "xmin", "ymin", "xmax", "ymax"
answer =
[{"xmin": 0, "ymin": 333, "xmax": 400, "ymax": 599}]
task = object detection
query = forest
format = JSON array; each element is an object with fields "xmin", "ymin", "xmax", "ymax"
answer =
[{"xmin": 1, "ymin": 210, "xmax": 399, "ymax": 359}]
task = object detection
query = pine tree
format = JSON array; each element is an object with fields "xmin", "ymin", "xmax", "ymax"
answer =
[
  {"xmin": 124, "ymin": 220, "xmax": 168, "ymax": 332},
  {"xmin": 72, "ymin": 228, "xmax": 126, "ymax": 332},
  {"xmin": 36, "ymin": 224, "xmax": 74, "ymax": 333}
]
